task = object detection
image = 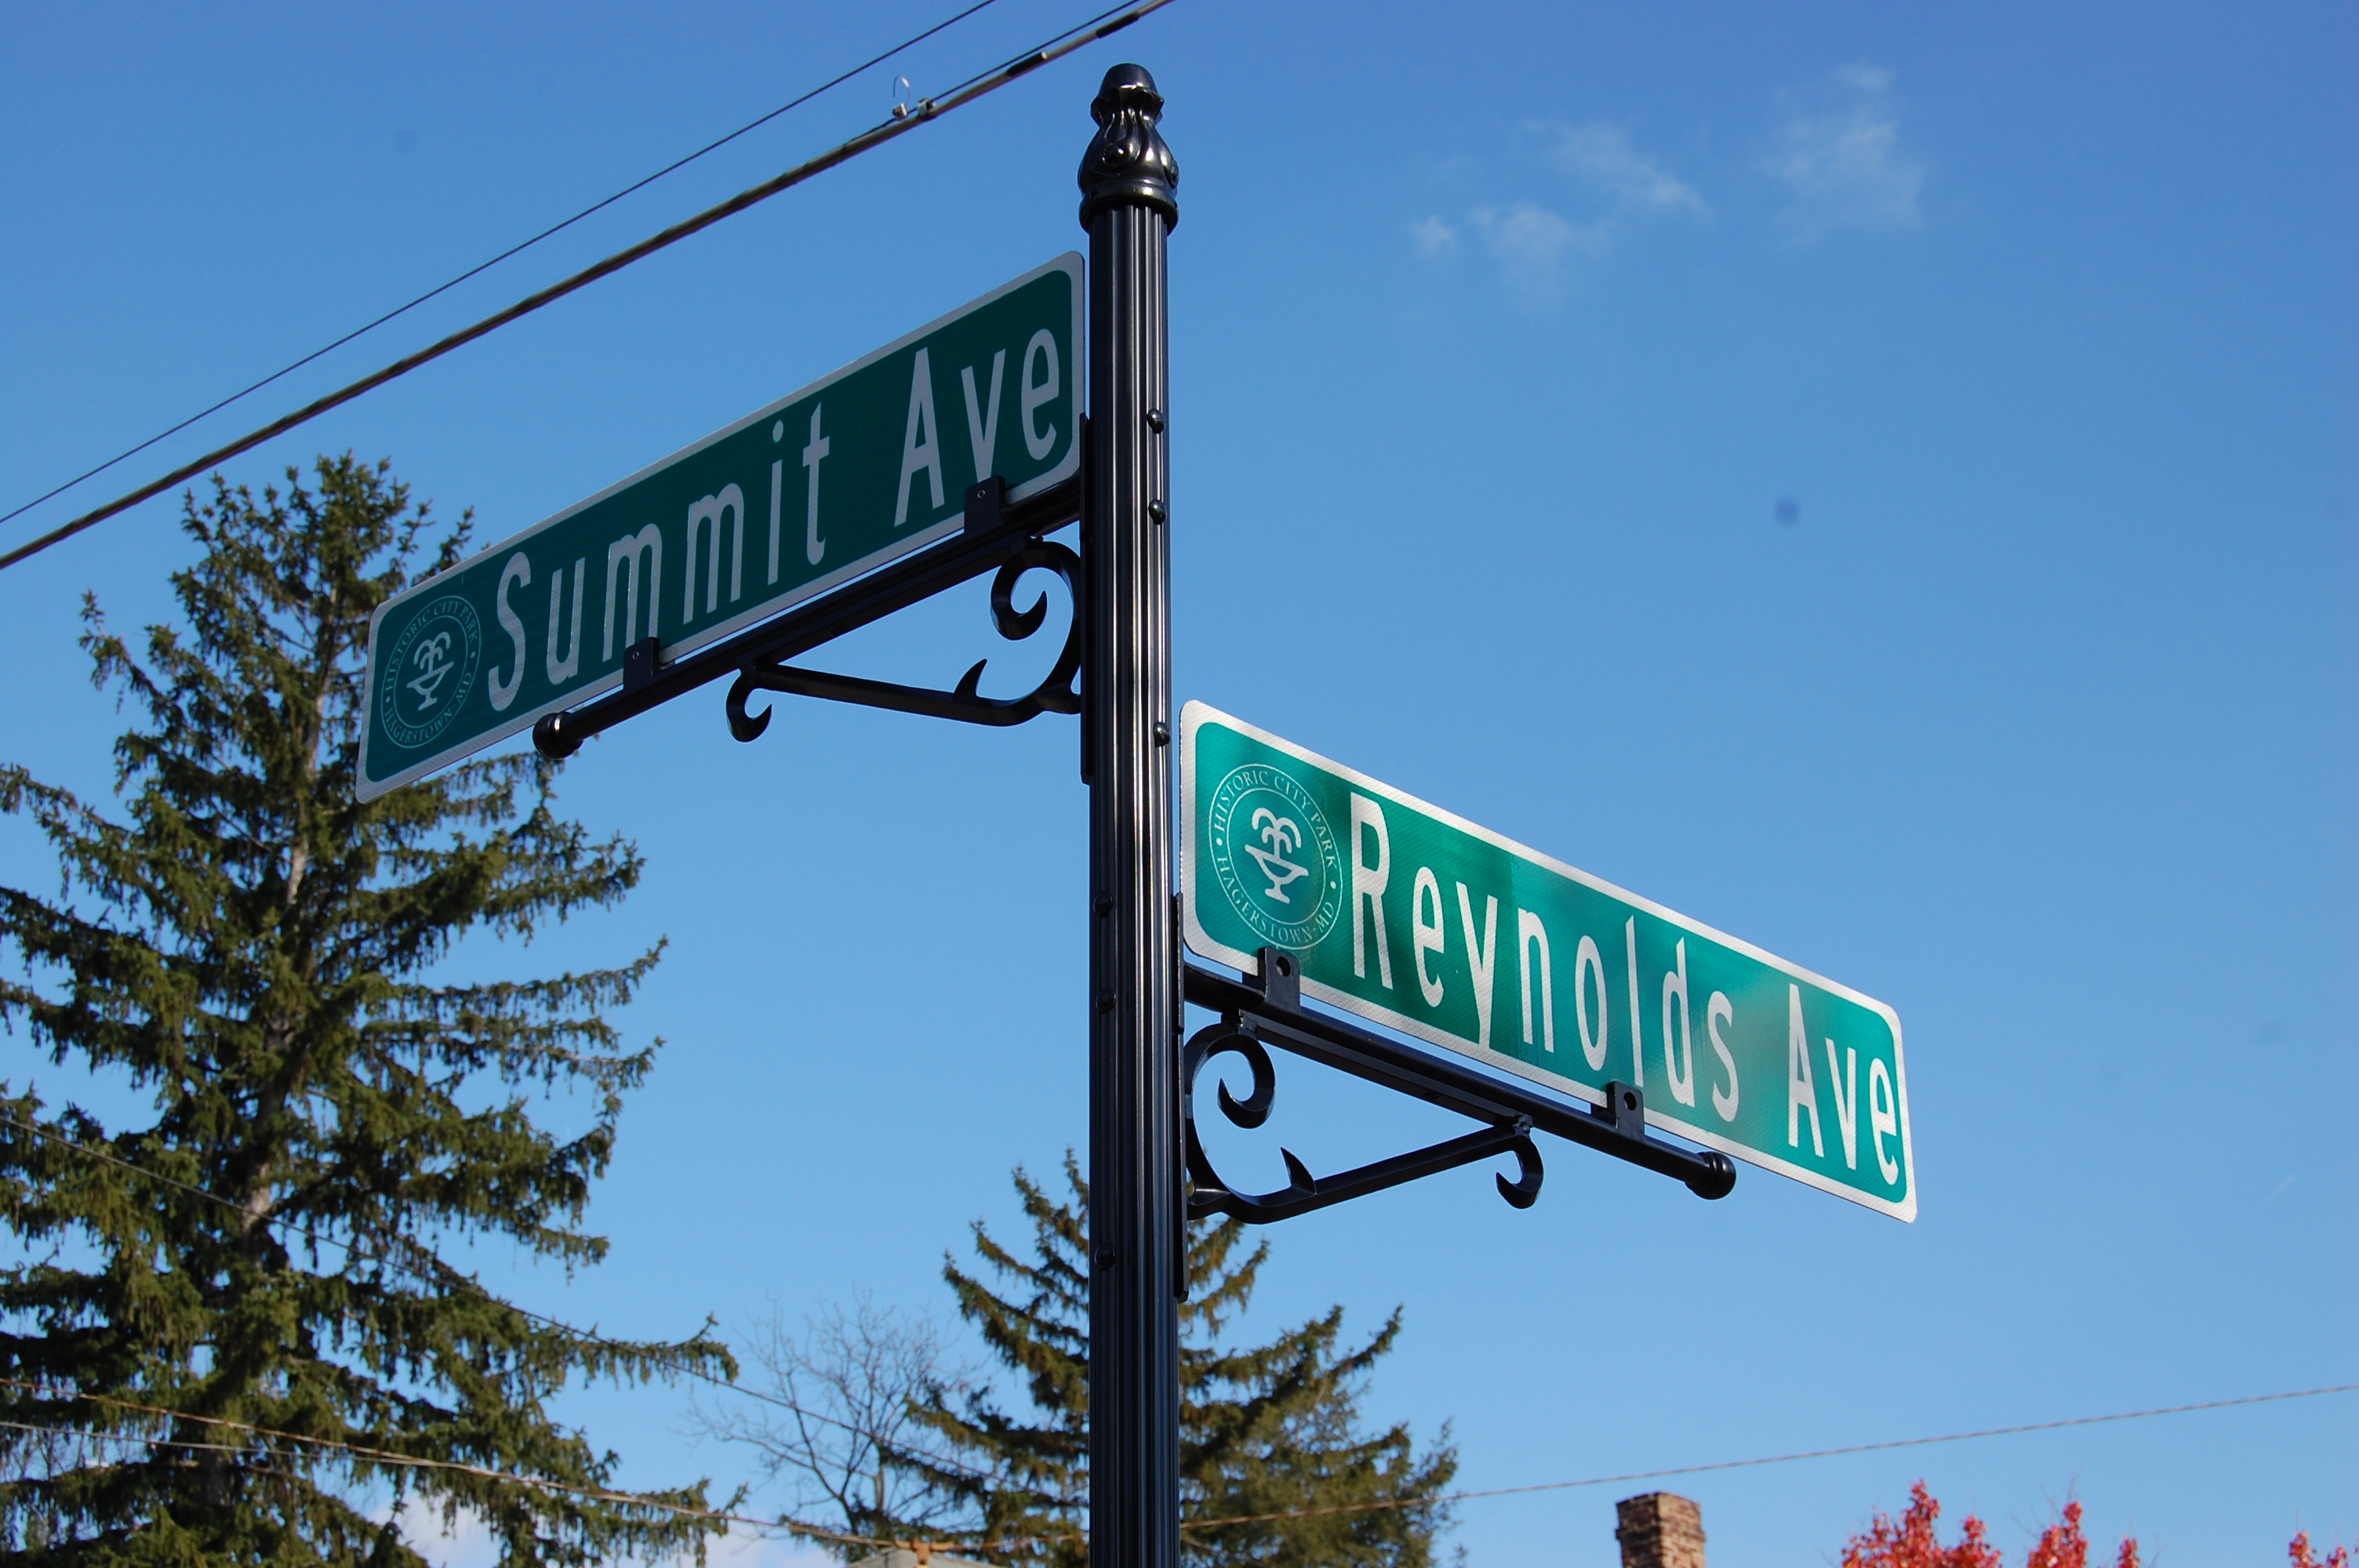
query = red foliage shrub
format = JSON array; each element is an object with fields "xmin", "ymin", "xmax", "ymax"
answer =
[
  {"xmin": 1841, "ymin": 1482, "xmax": 2003, "ymax": 1568},
  {"xmin": 1841, "ymin": 1485, "xmax": 2137, "ymax": 1568},
  {"xmin": 2023, "ymin": 1499, "xmax": 2138, "ymax": 1568},
  {"xmin": 2289, "ymin": 1534, "xmax": 2354, "ymax": 1568}
]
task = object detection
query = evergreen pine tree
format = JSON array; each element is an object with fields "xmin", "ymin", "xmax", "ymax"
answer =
[
  {"xmin": 0, "ymin": 458, "xmax": 729, "ymax": 1566},
  {"xmin": 914, "ymin": 1156, "xmax": 1456, "ymax": 1568}
]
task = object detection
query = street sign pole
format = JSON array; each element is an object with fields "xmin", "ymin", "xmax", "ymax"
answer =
[
  {"xmin": 1079, "ymin": 64, "xmax": 1180, "ymax": 1568},
  {"xmin": 359, "ymin": 59, "xmax": 1905, "ymax": 1567}
]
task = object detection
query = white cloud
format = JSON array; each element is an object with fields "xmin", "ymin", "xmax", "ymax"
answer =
[
  {"xmin": 1408, "ymin": 122, "xmax": 1696, "ymax": 297},
  {"xmin": 1548, "ymin": 122, "xmax": 1708, "ymax": 216},
  {"xmin": 1470, "ymin": 202, "xmax": 1608, "ymax": 296},
  {"xmin": 1763, "ymin": 63, "xmax": 1925, "ymax": 235},
  {"xmin": 1834, "ymin": 62, "xmax": 1895, "ymax": 94}
]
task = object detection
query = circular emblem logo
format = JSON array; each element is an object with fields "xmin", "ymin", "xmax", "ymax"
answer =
[
  {"xmin": 1206, "ymin": 764, "xmax": 1342, "ymax": 950},
  {"xmin": 378, "ymin": 595, "xmax": 482, "ymax": 751}
]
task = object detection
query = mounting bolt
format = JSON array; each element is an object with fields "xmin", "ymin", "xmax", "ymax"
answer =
[
  {"xmin": 1147, "ymin": 499, "xmax": 1167, "ymax": 524},
  {"xmin": 1147, "ymin": 408, "xmax": 1165, "ymax": 432},
  {"xmin": 1153, "ymin": 720, "xmax": 1170, "ymax": 746}
]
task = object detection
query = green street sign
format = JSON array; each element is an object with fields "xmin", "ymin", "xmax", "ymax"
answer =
[
  {"xmin": 1180, "ymin": 702, "xmax": 1917, "ymax": 1221},
  {"xmin": 357, "ymin": 254, "xmax": 1085, "ymax": 800}
]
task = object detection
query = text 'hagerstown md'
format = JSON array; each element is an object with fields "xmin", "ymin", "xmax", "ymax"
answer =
[{"xmin": 356, "ymin": 61, "xmax": 1913, "ymax": 1568}]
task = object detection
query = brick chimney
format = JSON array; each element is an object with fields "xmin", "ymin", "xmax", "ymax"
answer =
[{"xmin": 1616, "ymin": 1492, "xmax": 1707, "ymax": 1568}]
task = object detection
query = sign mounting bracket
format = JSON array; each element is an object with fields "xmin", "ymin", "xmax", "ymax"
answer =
[
  {"xmin": 1182, "ymin": 951, "xmax": 1736, "ymax": 1227},
  {"xmin": 725, "ymin": 481, "xmax": 1083, "ymax": 739},
  {"xmin": 531, "ymin": 474, "xmax": 1080, "ymax": 759}
]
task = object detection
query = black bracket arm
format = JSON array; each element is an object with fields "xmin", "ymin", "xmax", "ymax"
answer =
[
  {"xmin": 533, "ymin": 474, "xmax": 1080, "ymax": 758},
  {"xmin": 726, "ymin": 481, "xmax": 1082, "ymax": 738},
  {"xmin": 1183, "ymin": 1018, "xmax": 1543, "ymax": 1222},
  {"xmin": 1180, "ymin": 950, "xmax": 1735, "ymax": 1224}
]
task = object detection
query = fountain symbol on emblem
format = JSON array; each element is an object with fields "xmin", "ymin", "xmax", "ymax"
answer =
[
  {"xmin": 407, "ymin": 632, "xmax": 456, "ymax": 710},
  {"xmin": 1206, "ymin": 764, "xmax": 1342, "ymax": 951},
  {"xmin": 1243, "ymin": 808, "xmax": 1310, "ymax": 902},
  {"xmin": 378, "ymin": 595, "xmax": 483, "ymax": 752}
]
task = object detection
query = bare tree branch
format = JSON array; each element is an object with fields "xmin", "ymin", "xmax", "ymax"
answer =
[{"xmin": 691, "ymin": 1293, "xmax": 979, "ymax": 1555}]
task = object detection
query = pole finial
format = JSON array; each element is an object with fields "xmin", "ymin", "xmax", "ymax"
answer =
[{"xmin": 1078, "ymin": 63, "xmax": 1178, "ymax": 229}]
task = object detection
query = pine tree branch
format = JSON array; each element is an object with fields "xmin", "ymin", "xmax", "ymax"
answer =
[{"xmin": 0, "ymin": 459, "xmax": 716, "ymax": 1563}]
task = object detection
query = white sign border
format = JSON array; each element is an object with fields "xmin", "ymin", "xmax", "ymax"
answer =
[
  {"xmin": 358, "ymin": 252, "xmax": 1087, "ymax": 800},
  {"xmin": 1180, "ymin": 699, "xmax": 1918, "ymax": 1222}
]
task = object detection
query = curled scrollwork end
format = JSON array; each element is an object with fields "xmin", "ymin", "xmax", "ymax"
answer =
[
  {"xmin": 1187, "ymin": 1027, "xmax": 1273, "ymax": 1130},
  {"xmin": 1493, "ymin": 1134, "xmax": 1543, "ymax": 1210},
  {"xmin": 1183, "ymin": 1022, "xmax": 1547, "ymax": 1225},
  {"xmin": 990, "ymin": 541, "xmax": 1084, "ymax": 714},
  {"xmin": 725, "ymin": 536, "xmax": 1082, "ymax": 742},
  {"xmin": 726, "ymin": 677, "xmax": 772, "ymax": 743}
]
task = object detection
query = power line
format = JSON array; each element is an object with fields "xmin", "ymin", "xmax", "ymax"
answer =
[
  {"xmin": 3, "ymin": 1377, "xmax": 1035, "ymax": 1555},
  {"xmin": 0, "ymin": 1108, "xmax": 1005, "ymax": 1486},
  {"xmin": 10, "ymin": 1109, "xmax": 2354, "ymax": 1533},
  {"xmin": 0, "ymin": 1379, "xmax": 890, "ymax": 1552},
  {"xmin": 1186, "ymin": 1381, "xmax": 2359, "ymax": 1530},
  {"xmin": 6, "ymin": 1374, "xmax": 2350, "ymax": 1556},
  {"xmin": 0, "ymin": 0, "xmax": 1174, "ymax": 575},
  {"xmin": 1, "ymin": 1412, "xmax": 1007, "ymax": 1559},
  {"xmin": 0, "ymin": 0, "xmax": 1004, "ymax": 536},
  {"xmin": 0, "ymin": 1419, "xmax": 249, "ymax": 1462},
  {"xmin": 0, "ymin": 1416, "xmax": 837, "ymax": 1542}
]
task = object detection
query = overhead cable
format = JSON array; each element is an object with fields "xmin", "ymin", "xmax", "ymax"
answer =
[
  {"xmin": 0, "ymin": 1380, "xmax": 888, "ymax": 1552},
  {"xmin": 8, "ymin": 1111, "xmax": 2352, "ymax": 1535},
  {"xmin": 7, "ymin": 1376, "xmax": 1047, "ymax": 1553},
  {"xmin": 0, "ymin": 0, "xmax": 1003, "ymax": 536},
  {"xmin": 5, "ymin": 1370, "xmax": 2350, "ymax": 1555},
  {"xmin": 0, "ymin": 0, "xmax": 1175, "ymax": 575},
  {"xmin": 1180, "ymin": 1379, "xmax": 2359, "ymax": 1530},
  {"xmin": 0, "ymin": 1108, "xmax": 1007, "ymax": 1486},
  {"xmin": 0, "ymin": 1411, "xmax": 976, "ymax": 1557}
]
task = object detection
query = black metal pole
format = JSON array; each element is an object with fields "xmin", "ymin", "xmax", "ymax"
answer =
[{"xmin": 1079, "ymin": 61, "xmax": 1180, "ymax": 1568}]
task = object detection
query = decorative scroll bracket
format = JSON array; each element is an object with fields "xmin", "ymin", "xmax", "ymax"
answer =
[
  {"xmin": 532, "ymin": 474, "xmax": 1083, "ymax": 760},
  {"xmin": 1185, "ymin": 1018, "xmax": 1543, "ymax": 1222},
  {"xmin": 1182, "ymin": 948, "xmax": 1736, "ymax": 1226},
  {"xmin": 728, "ymin": 479, "xmax": 1083, "ymax": 740}
]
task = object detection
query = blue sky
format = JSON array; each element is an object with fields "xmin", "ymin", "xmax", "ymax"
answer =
[{"xmin": 2, "ymin": 2, "xmax": 2352, "ymax": 1565}]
